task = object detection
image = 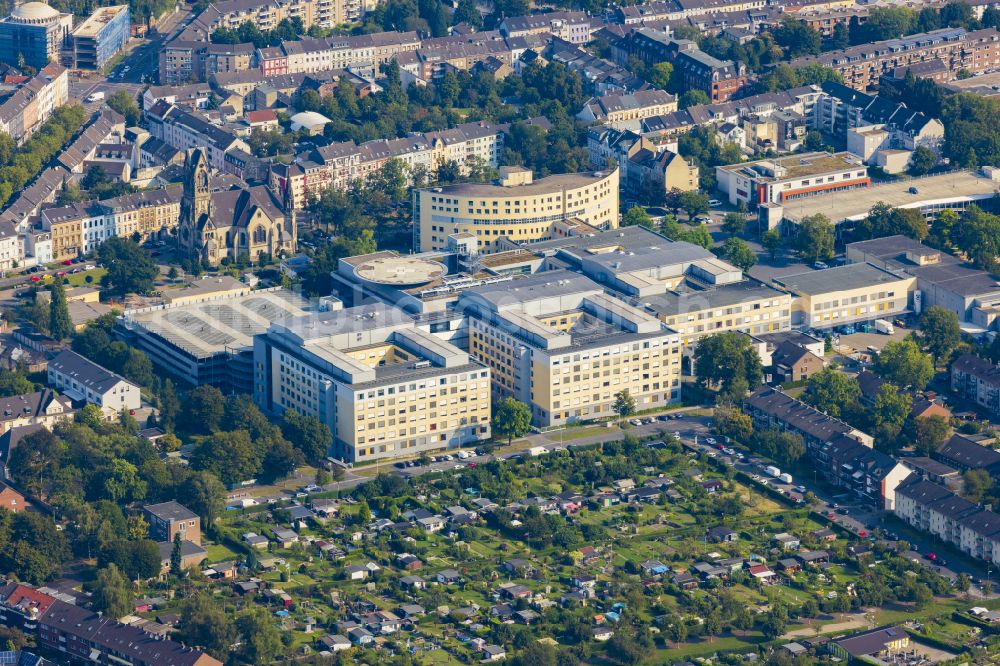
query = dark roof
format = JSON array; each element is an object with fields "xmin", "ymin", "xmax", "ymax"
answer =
[
  {"xmin": 49, "ymin": 350, "xmax": 134, "ymax": 394},
  {"xmin": 936, "ymin": 433, "xmax": 1000, "ymax": 470},
  {"xmin": 834, "ymin": 626, "xmax": 908, "ymax": 657},
  {"xmin": 40, "ymin": 599, "xmax": 217, "ymax": 665},
  {"xmin": 953, "ymin": 353, "xmax": 1000, "ymax": 387},
  {"xmin": 144, "ymin": 501, "xmax": 198, "ymax": 522},
  {"xmin": 746, "ymin": 388, "xmax": 859, "ymax": 442}
]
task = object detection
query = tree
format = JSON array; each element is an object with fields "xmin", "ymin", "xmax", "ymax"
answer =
[
  {"xmin": 236, "ymin": 607, "xmax": 282, "ymax": 664},
  {"xmin": 871, "ymin": 383, "xmax": 910, "ymax": 441},
  {"xmin": 170, "ymin": 533, "xmax": 183, "ymax": 576},
  {"xmin": 102, "ymin": 458, "xmax": 147, "ymax": 503},
  {"xmin": 97, "ymin": 237, "xmax": 159, "ymax": 296},
  {"xmin": 678, "ymin": 190, "xmax": 710, "ymax": 219},
  {"xmin": 158, "ymin": 378, "xmax": 180, "ymax": 432},
  {"xmin": 613, "ymin": 390, "xmax": 637, "ymax": 423},
  {"xmin": 913, "ymin": 414, "xmax": 950, "ymax": 454},
  {"xmin": 856, "ymin": 202, "xmax": 928, "ymax": 242},
  {"xmin": 622, "ymin": 206, "xmax": 652, "ymax": 228},
  {"xmin": 91, "ymin": 563, "xmax": 131, "ymax": 619},
  {"xmin": 909, "ymin": 145, "xmax": 937, "ymax": 176},
  {"xmin": 492, "ymin": 397, "xmax": 532, "ymax": 445},
  {"xmin": 722, "ymin": 236, "xmax": 757, "ymax": 272},
  {"xmin": 106, "ymin": 90, "xmax": 141, "ymax": 126},
  {"xmin": 875, "ymin": 338, "xmax": 934, "ymax": 389},
  {"xmin": 48, "ymin": 282, "xmax": 73, "ymax": 340},
  {"xmin": 0, "ymin": 368, "xmax": 34, "ymax": 397},
  {"xmin": 281, "ymin": 410, "xmax": 332, "ymax": 464},
  {"xmin": 694, "ymin": 332, "xmax": 763, "ymax": 401},
  {"xmin": 803, "ymin": 367, "xmax": 861, "ymax": 418},
  {"xmin": 761, "ymin": 228, "xmax": 783, "ymax": 259},
  {"xmin": 713, "ymin": 405, "xmax": 753, "ymax": 442},
  {"xmin": 774, "ymin": 17, "xmax": 822, "ymax": 57},
  {"xmin": 182, "ymin": 385, "xmax": 225, "ymax": 434},
  {"xmin": 795, "ymin": 214, "xmax": 835, "ymax": 263},
  {"xmin": 357, "ymin": 500, "xmax": 372, "ymax": 524},
  {"xmin": 965, "ymin": 469, "xmax": 992, "ymax": 502},
  {"xmin": 920, "ymin": 306, "xmax": 961, "ymax": 364},
  {"xmin": 452, "ymin": 0, "xmax": 482, "ymax": 28},
  {"xmin": 722, "ymin": 211, "xmax": 745, "ymax": 235},
  {"xmin": 679, "ymin": 89, "xmax": 710, "ymax": 109},
  {"xmin": 830, "ymin": 21, "xmax": 850, "ymax": 49},
  {"xmin": 177, "ymin": 594, "xmax": 237, "ymax": 661},
  {"xmin": 180, "ymin": 472, "xmax": 225, "ymax": 527},
  {"xmin": 754, "ymin": 429, "xmax": 805, "ymax": 464},
  {"xmin": 646, "ymin": 61, "xmax": 673, "ymax": 90},
  {"xmin": 760, "ymin": 605, "xmax": 787, "ymax": 640}
]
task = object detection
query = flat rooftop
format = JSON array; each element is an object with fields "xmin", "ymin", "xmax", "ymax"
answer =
[
  {"xmin": 783, "ymin": 170, "xmax": 1000, "ymax": 223},
  {"xmin": 719, "ymin": 152, "xmax": 863, "ymax": 181},
  {"xmin": 942, "ymin": 70, "xmax": 1000, "ymax": 95},
  {"xmin": 774, "ymin": 263, "xmax": 908, "ymax": 295},
  {"xmin": 124, "ymin": 288, "xmax": 312, "ymax": 359},
  {"xmin": 73, "ymin": 5, "xmax": 128, "ymax": 37},
  {"xmin": 644, "ymin": 279, "xmax": 788, "ymax": 316}
]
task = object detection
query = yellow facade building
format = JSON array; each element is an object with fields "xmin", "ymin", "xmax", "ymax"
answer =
[
  {"xmin": 254, "ymin": 304, "xmax": 491, "ymax": 463},
  {"xmin": 413, "ymin": 167, "xmax": 620, "ymax": 253},
  {"xmin": 774, "ymin": 263, "xmax": 915, "ymax": 329},
  {"xmin": 458, "ymin": 270, "xmax": 681, "ymax": 427}
]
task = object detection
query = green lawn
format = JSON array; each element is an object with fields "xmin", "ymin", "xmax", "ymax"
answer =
[{"xmin": 65, "ymin": 268, "xmax": 106, "ymax": 287}]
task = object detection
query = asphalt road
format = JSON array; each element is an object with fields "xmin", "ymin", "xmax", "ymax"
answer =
[{"xmin": 108, "ymin": 4, "xmax": 196, "ymax": 85}]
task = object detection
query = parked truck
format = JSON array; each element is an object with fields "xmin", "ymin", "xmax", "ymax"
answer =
[
  {"xmin": 765, "ymin": 465, "xmax": 781, "ymax": 478},
  {"xmin": 875, "ymin": 319, "xmax": 894, "ymax": 335},
  {"xmin": 528, "ymin": 446, "xmax": 547, "ymax": 457},
  {"xmin": 779, "ymin": 472, "xmax": 793, "ymax": 484},
  {"xmin": 86, "ymin": 91, "xmax": 105, "ymax": 102}
]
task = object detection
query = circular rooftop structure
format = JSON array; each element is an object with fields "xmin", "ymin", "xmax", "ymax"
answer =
[
  {"xmin": 354, "ymin": 255, "xmax": 446, "ymax": 287},
  {"xmin": 11, "ymin": 2, "xmax": 59, "ymax": 24}
]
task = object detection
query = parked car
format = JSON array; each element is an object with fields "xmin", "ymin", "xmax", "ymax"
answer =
[{"xmin": 708, "ymin": 199, "xmax": 722, "ymax": 207}]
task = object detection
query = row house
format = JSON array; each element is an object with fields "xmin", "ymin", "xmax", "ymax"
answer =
[
  {"xmin": 0, "ymin": 63, "xmax": 68, "ymax": 145},
  {"xmin": 39, "ymin": 187, "xmax": 181, "ymax": 260},
  {"xmin": 895, "ymin": 478, "xmax": 1000, "ymax": 565},
  {"xmin": 744, "ymin": 387, "xmax": 873, "ymax": 449},
  {"xmin": 790, "ymin": 27, "xmax": 1000, "ymax": 91},
  {"xmin": 256, "ymin": 31, "xmax": 420, "ymax": 78},
  {"xmin": 146, "ymin": 101, "xmax": 250, "ymax": 171},
  {"xmin": 499, "ymin": 11, "xmax": 593, "ymax": 45},
  {"xmin": 157, "ymin": 41, "xmax": 255, "ymax": 85},
  {"xmin": 271, "ymin": 120, "xmax": 506, "ymax": 209}
]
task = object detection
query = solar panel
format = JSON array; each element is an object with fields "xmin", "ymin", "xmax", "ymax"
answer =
[{"xmin": 0, "ymin": 651, "xmax": 18, "ymax": 664}]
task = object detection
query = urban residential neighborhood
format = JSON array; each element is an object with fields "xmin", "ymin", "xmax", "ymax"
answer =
[{"xmin": 0, "ymin": 0, "xmax": 999, "ymax": 663}]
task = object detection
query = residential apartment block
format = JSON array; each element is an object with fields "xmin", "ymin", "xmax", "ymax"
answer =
[
  {"xmin": 272, "ymin": 120, "xmax": 505, "ymax": 210},
  {"xmin": 895, "ymin": 477, "xmax": 1000, "ymax": 565},
  {"xmin": 0, "ymin": 62, "xmax": 68, "ymax": 145},
  {"xmin": 951, "ymin": 353, "xmax": 1000, "ymax": 416},
  {"xmin": 254, "ymin": 303, "xmax": 491, "ymax": 463},
  {"xmin": 0, "ymin": 583, "xmax": 221, "ymax": 666},
  {"xmin": 790, "ymin": 27, "xmax": 1000, "ymax": 91},
  {"xmin": 744, "ymin": 388, "xmax": 909, "ymax": 508},
  {"xmin": 413, "ymin": 167, "xmax": 619, "ymax": 253},
  {"xmin": 458, "ymin": 270, "xmax": 682, "ymax": 427}
]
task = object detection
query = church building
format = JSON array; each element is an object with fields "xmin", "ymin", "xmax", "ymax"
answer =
[{"xmin": 177, "ymin": 148, "xmax": 295, "ymax": 267}]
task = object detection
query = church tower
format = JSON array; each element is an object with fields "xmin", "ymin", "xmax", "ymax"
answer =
[{"xmin": 178, "ymin": 148, "xmax": 212, "ymax": 257}]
